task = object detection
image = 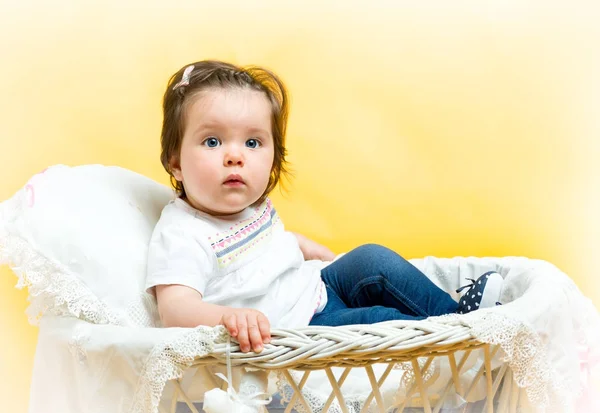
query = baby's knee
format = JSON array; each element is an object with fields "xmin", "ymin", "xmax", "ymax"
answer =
[{"xmin": 354, "ymin": 243, "xmax": 400, "ymax": 260}]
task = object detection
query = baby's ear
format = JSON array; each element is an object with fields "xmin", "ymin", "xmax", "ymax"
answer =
[{"xmin": 169, "ymin": 156, "xmax": 182, "ymax": 181}]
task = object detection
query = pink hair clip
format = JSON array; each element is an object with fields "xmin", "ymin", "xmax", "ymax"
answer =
[{"xmin": 173, "ymin": 65, "xmax": 195, "ymax": 90}]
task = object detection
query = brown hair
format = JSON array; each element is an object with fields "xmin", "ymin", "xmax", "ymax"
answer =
[{"xmin": 160, "ymin": 60, "xmax": 289, "ymax": 204}]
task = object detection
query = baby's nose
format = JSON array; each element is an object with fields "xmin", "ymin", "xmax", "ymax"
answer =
[{"xmin": 224, "ymin": 150, "xmax": 244, "ymax": 166}]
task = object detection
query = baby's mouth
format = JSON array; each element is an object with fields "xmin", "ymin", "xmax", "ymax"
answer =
[{"xmin": 224, "ymin": 174, "xmax": 245, "ymax": 186}]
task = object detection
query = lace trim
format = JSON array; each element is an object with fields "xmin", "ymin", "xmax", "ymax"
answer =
[
  {"xmin": 435, "ymin": 312, "xmax": 571, "ymax": 411},
  {"xmin": 397, "ymin": 357, "xmax": 436, "ymax": 392},
  {"xmin": 126, "ymin": 291, "xmax": 161, "ymax": 328},
  {"xmin": 130, "ymin": 325, "xmax": 229, "ymax": 413},
  {"xmin": 275, "ymin": 369, "xmax": 375, "ymax": 413},
  {"xmin": 0, "ymin": 192, "xmax": 122, "ymax": 326},
  {"xmin": 67, "ymin": 325, "xmax": 90, "ymax": 366}
]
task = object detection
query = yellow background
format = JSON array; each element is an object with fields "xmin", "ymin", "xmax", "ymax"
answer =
[{"xmin": 1, "ymin": 1, "xmax": 599, "ymax": 411}]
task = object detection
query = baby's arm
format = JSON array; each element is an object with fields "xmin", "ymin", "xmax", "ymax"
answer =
[
  {"xmin": 293, "ymin": 232, "xmax": 335, "ymax": 261},
  {"xmin": 156, "ymin": 284, "xmax": 271, "ymax": 353}
]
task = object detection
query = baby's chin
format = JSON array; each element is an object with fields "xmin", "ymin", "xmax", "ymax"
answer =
[
  {"xmin": 209, "ymin": 199, "xmax": 259, "ymax": 217},
  {"xmin": 187, "ymin": 192, "xmax": 263, "ymax": 216}
]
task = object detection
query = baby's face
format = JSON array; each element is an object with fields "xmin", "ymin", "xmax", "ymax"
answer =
[{"xmin": 171, "ymin": 87, "xmax": 275, "ymax": 216}]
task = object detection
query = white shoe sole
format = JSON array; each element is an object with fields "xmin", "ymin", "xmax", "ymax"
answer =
[{"xmin": 480, "ymin": 272, "xmax": 503, "ymax": 309}]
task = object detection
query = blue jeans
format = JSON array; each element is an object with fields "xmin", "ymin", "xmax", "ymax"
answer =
[{"xmin": 309, "ymin": 244, "xmax": 458, "ymax": 326}]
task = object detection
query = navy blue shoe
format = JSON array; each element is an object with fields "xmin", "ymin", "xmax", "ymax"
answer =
[{"xmin": 456, "ymin": 271, "xmax": 503, "ymax": 314}]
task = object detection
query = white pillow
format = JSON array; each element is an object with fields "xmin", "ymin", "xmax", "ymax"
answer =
[{"xmin": 0, "ymin": 164, "xmax": 173, "ymax": 327}]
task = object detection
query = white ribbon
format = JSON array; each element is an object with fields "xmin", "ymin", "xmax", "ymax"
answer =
[
  {"xmin": 203, "ymin": 338, "xmax": 271, "ymax": 413},
  {"xmin": 172, "ymin": 64, "xmax": 195, "ymax": 90}
]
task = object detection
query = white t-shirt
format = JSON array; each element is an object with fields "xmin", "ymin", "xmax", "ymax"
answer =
[{"xmin": 146, "ymin": 198, "xmax": 328, "ymax": 328}]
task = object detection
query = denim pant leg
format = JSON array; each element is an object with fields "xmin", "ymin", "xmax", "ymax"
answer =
[
  {"xmin": 309, "ymin": 244, "xmax": 458, "ymax": 326},
  {"xmin": 310, "ymin": 285, "xmax": 419, "ymax": 326}
]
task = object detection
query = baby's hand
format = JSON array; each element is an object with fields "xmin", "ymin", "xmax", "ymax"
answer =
[
  {"xmin": 220, "ymin": 308, "xmax": 271, "ymax": 353},
  {"xmin": 306, "ymin": 242, "xmax": 336, "ymax": 261},
  {"xmin": 293, "ymin": 232, "xmax": 336, "ymax": 261}
]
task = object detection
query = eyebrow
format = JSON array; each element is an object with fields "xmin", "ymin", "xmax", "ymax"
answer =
[
  {"xmin": 246, "ymin": 127, "xmax": 271, "ymax": 136},
  {"xmin": 192, "ymin": 123, "xmax": 271, "ymax": 136}
]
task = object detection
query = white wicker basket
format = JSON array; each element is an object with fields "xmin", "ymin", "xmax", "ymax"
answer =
[{"xmin": 162, "ymin": 319, "xmax": 525, "ymax": 413}]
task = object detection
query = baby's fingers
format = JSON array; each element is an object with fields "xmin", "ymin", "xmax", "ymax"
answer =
[
  {"xmin": 236, "ymin": 318, "xmax": 251, "ymax": 353},
  {"xmin": 222, "ymin": 314, "xmax": 238, "ymax": 337},
  {"xmin": 257, "ymin": 313, "xmax": 271, "ymax": 344},
  {"xmin": 316, "ymin": 245, "xmax": 335, "ymax": 261},
  {"xmin": 247, "ymin": 316, "xmax": 265, "ymax": 353}
]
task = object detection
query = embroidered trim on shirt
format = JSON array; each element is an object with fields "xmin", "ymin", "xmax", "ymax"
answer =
[
  {"xmin": 207, "ymin": 199, "xmax": 280, "ymax": 268},
  {"xmin": 313, "ymin": 281, "xmax": 327, "ymax": 314}
]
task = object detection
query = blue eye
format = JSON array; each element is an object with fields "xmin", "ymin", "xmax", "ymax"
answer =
[
  {"xmin": 203, "ymin": 137, "xmax": 221, "ymax": 148},
  {"xmin": 246, "ymin": 139, "xmax": 261, "ymax": 149}
]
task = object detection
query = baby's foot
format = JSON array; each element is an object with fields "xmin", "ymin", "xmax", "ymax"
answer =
[{"xmin": 456, "ymin": 271, "xmax": 503, "ymax": 314}]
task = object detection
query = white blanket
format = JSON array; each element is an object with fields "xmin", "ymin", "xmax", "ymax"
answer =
[{"xmin": 17, "ymin": 256, "xmax": 600, "ymax": 413}]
